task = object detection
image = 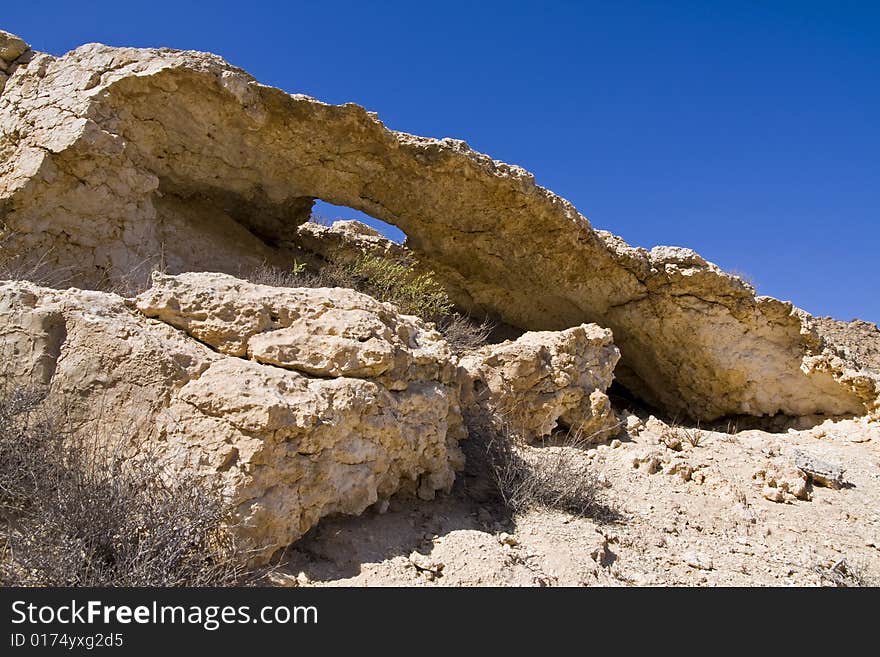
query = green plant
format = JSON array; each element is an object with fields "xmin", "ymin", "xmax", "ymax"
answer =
[{"xmin": 346, "ymin": 254, "xmax": 453, "ymax": 323}]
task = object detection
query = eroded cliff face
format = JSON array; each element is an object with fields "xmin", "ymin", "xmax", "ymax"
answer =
[{"xmin": 1, "ymin": 31, "xmax": 877, "ymax": 420}]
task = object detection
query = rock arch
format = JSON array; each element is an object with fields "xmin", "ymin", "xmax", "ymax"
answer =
[{"xmin": 1, "ymin": 36, "xmax": 877, "ymax": 420}]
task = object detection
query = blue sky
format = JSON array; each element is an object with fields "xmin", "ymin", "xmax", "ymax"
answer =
[{"xmin": 5, "ymin": 1, "xmax": 878, "ymax": 321}]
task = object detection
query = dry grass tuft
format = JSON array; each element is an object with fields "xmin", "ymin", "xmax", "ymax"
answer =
[
  {"xmin": 437, "ymin": 314, "xmax": 495, "ymax": 353},
  {"xmin": 464, "ymin": 424, "xmax": 618, "ymax": 522},
  {"xmin": 660, "ymin": 424, "xmax": 704, "ymax": 449},
  {"xmin": 814, "ymin": 558, "xmax": 877, "ymax": 588}
]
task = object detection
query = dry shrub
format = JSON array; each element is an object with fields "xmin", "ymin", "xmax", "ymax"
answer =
[
  {"xmin": 814, "ymin": 559, "xmax": 877, "ymax": 588},
  {"xmin": 308, "ymin": 213, "xmax": 335, "ymax": 227},
  {"xmin": 244, "ymin": 259, "xmax": 319, "ymax": 288},
  {"xmin": 659, "ymin": 424, "xmax": 703, "ymax": 450},
  {"xmin": 93, "ymin": 251, "xmax": 167, "ymax": 297},
  {"xmin": 0, "ymin": 230, "xmax": 76, "ymax": 288},
  {"xmin": 464, "ymin": 424, "xmax": 618, "ymax": 522},
  {"xmin": 683, "ymin": 427, "xmax": 703, "ymax": 447},
  {"xmin": 0, "ymin": 387, "xmax": 251, "ymax": 587},
  {"xmin": 437, "ymin": 314, "xmax": 494, "ymax": 353},
  {"xmin": 0, "ymin": 227, "xmax": 165, "ymax": 297},
  {"xmin": 728, "ymin": 269, "xmax": 756, "ymax": 289}
]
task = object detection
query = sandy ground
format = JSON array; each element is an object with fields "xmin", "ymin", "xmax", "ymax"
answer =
[{"xmin": 272, "ymin": 413, "xmax": 880, "ymax": 587}]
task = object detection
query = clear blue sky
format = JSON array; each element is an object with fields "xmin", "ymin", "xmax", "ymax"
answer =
[{"xmin": 5, "ymin": 1, "xmax": 878, "ymax": 322}]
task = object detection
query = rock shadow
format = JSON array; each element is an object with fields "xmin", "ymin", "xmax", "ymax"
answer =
[{"xmin": 277, "ymin": 490, "xmax": 503, "ymax": 583}]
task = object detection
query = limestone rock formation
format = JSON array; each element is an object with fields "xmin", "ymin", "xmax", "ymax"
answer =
[
  {"xmin": 1, "ymin": 31, "xmax": 877, "ymax": 421},
  {"xmin": 297, "ymin": 220, "xmax": 408, "ymax": 266},
  {"xmin": 0, "ymin": 274, "xmax": 465, "ymax": 563},
  {"xmin": 135, "ymin": 271, "xmax": 459, "ymax": 388},
  {"xmin": 460, "ymin": 324, "xmax": 621, "ymax": 443}
]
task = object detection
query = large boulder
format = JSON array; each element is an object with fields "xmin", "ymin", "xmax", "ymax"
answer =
[
  {"xmin": 1, "ymin": 33, "xmax": 877, "ymax": 420},
  {"xmin": 460, "ymin": 324, "xmax": 621, "ymax": 443},
  {"xmin": 0, "ymin": 273, "xmax": 465, "ymax": 562}
]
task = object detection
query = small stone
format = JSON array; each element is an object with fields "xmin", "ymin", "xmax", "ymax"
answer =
[
  {"xmin": 625, "ymin": 415, "xmax": 645, "ymax": 435},
  {"xmin": 611, "ymin": 439, "xmax": 622, "ymax": 449},
  {"xmin": 754, "ymin": 461, "xmax": 809, "ymax": 502},
  {"xmin": 661, "ymin": 431, "xmax": 683, "ymax": 452},
  {"xmin": 633, "ymin": 450, "xmax": 664, "ymax": 474},
  {"xmin": 665, "ymin": 461, "xmax": 694, "ymax": 481},
  {"xmin": 644, "ymin": 415, "xmax": 666, "ymax": 431},
  {"xmin": 793, "ymin": 450, "xmax": 847, "ymax": 489},
  {"xmin": 763, "ymin": 486, "xmax": 785, "ymax": 503},
  {"xmin": 409, "ymin": 551, "xmax": 444, "ymax": 575},
  {"xmin": 682, "ymin": 552, "xmax": 713, "ymax": 571}
]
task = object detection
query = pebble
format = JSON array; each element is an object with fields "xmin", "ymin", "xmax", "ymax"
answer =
[{"xmin": 682, "ymin": 551, "xmax": 714, "ymax": 571}]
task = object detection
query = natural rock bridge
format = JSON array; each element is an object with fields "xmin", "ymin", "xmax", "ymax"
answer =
[{"xmin": 1, "ymin": 33, "xmax": 877, "ymax": 421}]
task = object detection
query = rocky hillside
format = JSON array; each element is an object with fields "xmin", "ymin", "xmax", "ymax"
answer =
[
  {"xmin": 814, "ymin": 318, "xmax": 880, "ymax": 373},
  {"xmin": 1, "ymin": 29, "xmax": 878, "ymax": 586}
]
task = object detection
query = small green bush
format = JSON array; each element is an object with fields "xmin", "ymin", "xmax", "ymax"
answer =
[{"xmin": 346, "ymin": 254, "xmax": 453, "ymax": 323}]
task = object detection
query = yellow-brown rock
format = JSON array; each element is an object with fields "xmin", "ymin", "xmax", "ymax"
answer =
[
  {"xmin": 0, "ymin": 274, "xmax": 465, "ymax": 563},
  {"xmin": 1, "ymin": 34, "xmax": 877, "ymax": 420}
]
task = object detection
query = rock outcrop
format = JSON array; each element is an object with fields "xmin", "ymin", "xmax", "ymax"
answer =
[
  {"xmin": 0, "ymin": 30, "xmax": 30, "ymax": 94},
  {"xmin": 460, "ymin": 324, "xmax": 621, "ymax": 443},
  {"xmin": 812, "ymin": 317, "xmax": 880, "ymax": 374},
  {"xmin": 0, "ymin": 273, "xmax": 465, "ymax": 562},
  {"xmin": 1, "ymin": 31, "xmax": 877, "ymax": 420},
  {"xmin": 297, "ymin": 220, "xmax": 408, "ymax": 266}
]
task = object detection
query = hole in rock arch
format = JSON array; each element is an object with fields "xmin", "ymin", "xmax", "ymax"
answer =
[{"xmin": 311, "ymin": 200, "xmax": 407, "ymax": 244}]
